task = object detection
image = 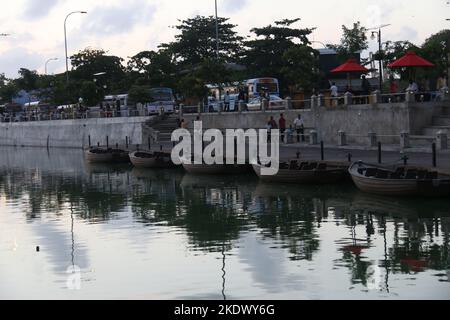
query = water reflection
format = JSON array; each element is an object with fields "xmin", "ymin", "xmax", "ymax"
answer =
[{"xmin": 0, "ymin": 146, "xmax": 449, "ymax": 299}]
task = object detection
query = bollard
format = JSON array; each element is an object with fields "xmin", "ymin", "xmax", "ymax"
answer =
[
  {"xmin": 320, "ymin": 141, "xmax": 325, "ymax": 160},
  {"xmin": 317, "ymin": 94, "xmax": 324, "ymax": 107},
  {"xmin": 116, "ymin": 143, "xmax": 119, "ymax": 150},
  {"xmin": 262, "ymin": 98, "xmax": 268, "ymax": 112},
  {"xmin": 106, "ymin": 136, "xmax": 109, "ymax": 149},
  {"xmin": 148, "ymin": 137, "xmax": 151, "ymax": 150},
  {"xmin": 400, "ymin": 131, "xmax": 410, "ymax": 149},
  {"xmin": 436, "ymin": 131, "xmax": 448, "ymax": 150},
  {"xmin": 338, "ymin": 130, "xmax": 347, "ymax": 146},
  {"xmin": 88, "ymin": 135, "xmax": 91, "ymax": 147},
  {"xmin": 432, "ymin": 142, "xmax": 437, "ymax": 168},
  {"xmin": 160, "ymin": 145, "xmax": 163, "ymax": 151},
  {"xmin": 344, "ymin": 92, "xmax": 353, "ymax": 106},
  {"xmin": 348, "ymin": 153, "xmax": 353, "ymax": 163},
  {"xmin": 126, "ymin": 136, "xmax": 129, "ymax": 149},
  {"xmin": 372, "ymin": 90, "xmax": 381, "ymax": 104},
  {"xmin": 285, "ymin": 97, "xmax": 292, "ymax": 110},
  {"xmin": 97, "ymin": 142, "xmax": 100, "ymax": 147},
  {"xmin": 405, "ymin": 91, "xmax": 415, "ymax": 103},
  {"xmin": 309, "ymin": 130, "xmax": 318, "ymax": 145},
  {"xmin": 378, "ymin": 142, "xmax": 382, "ymax": 164},
  {"xmin": 368, "ymin": 132, "xmax": 377, "ymax": 148},
  {"xmin": 310, "ymin": 95, "xmax": 317, "ymax": 109},
  {"xmin": 238, "ymin": 100, "xmax": 245, "ymax": 113}
]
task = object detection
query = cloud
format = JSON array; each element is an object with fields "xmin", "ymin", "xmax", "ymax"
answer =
[
  {"xmin": 22, "ymin": 0, "xmax": 63, "ymax": 20},
  {"xmin": 221, "ymin": 0, "xmax": 249, "ymax": 14},
  {"xmin": 0, "ymin": 47, "xmax": 44, "ymax": 78},
  {"xmin": 81, "ymin": 0, "xmax": 157, "ymax": 36}
]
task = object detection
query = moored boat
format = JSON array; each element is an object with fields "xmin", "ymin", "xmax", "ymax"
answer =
[
  {"xmin": 129, "ymin": 151, "xmax": 176, "ymax": 169},
  {"xmin": 253, "ymin": 160, "xmax": 349, "ymax": 184},
  {"xmin": 349, "ymin": 162, "xmax": 450, "ymax": 197},
  {"xmin": 85, "ymin": 147, "xmax": 130, "ymax": 164}
]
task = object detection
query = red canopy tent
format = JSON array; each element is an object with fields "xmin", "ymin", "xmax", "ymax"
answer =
[
  {"xmin": 331, "ymin": 59, "xmax": 370, "ymax": 89},
  {"xmin": 387, "ymin": 51, "xmax": 434, "ymax": 68}
]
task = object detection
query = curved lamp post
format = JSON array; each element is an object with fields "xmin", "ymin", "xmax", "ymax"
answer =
[
  {"xmin": 64, "ymin": 11, "xmax": 87, "ymax": 83},
  {"xmin": 368, "ymin": 24, "xmax": 391, "ymax": 92},
  {"xmin": 45, "ymin": 58, "xmax": 59, "ymax": 75}
]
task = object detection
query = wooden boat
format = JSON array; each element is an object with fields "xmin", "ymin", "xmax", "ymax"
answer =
[
  {"xmin": 349, "ymin": 162, "xmax": 450, "ymax": 197},
  {"xmin": 253, "ymin": 160, "xmax": 349, "ymax": 184},
  {"xmin": 85, "ymin": 147, "xmax": 130, "ymax": 164},
  {"xmin": 129, "ymin": 151, "xmax": 176, "ymax": 169},
  {"xmin": 181, "ymin": 155, "xmax": 252, "ymax": 175}
]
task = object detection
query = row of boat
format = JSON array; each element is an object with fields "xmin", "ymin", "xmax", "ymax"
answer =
[{"xmin": 84, "ymin": 147, "xmax": 450, "ymax": 197}]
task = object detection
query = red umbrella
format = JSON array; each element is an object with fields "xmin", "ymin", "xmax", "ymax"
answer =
[
  {"xmin": 331, "ymin": 58, "xmax": 370, "ymax": 73},
  {"xmin": 331, "ymin": 59, "xmax": 369, "ymax": 88},
  {"xmin": 387, "ymin": 51, "xmax": 434, "ymax": 68}
]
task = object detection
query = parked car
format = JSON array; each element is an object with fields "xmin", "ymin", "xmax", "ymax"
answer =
[{"xmin": 246, "ymin": 95, "xmax": 285, "ymax": 111}]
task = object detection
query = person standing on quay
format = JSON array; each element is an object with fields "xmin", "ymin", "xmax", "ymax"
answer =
[
  {"xmin": 293, "ymin": 114, "xmax": 305, "ymax": 142},
  {"xmin": 279, "ymin": 113, "xmax": 286, "ymax": 143}
]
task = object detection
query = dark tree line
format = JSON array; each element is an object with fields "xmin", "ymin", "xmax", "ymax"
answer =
[{"xmin": 1, "ymin": 16, "xmax": 449, "ymax": 106}]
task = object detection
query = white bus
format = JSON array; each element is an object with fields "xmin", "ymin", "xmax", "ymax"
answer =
[
  {"xmin": 245, "ymin": 78, "xmax": 280, "ymax": 99},
  {"xmin": 146, "ymin": 87, "xmax": 176, "ymax": 114}
]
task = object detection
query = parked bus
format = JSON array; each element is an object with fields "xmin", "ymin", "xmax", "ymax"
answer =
[
  {"xmin": 146, "ymin": 87, "xmax": 176, "ymax": 114},
  {"xmin": 245, "ymin": 78, "xmax": 280, "ymax": 99}
]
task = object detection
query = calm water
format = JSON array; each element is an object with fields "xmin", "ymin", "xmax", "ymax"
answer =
[{"xmin": 0, "ymin": 147, "xmax": 449, "ymax": 300}]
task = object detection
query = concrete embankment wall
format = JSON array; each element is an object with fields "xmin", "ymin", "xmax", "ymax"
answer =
[
  {"xmin": 0, "ymin": 116, "xmax": 151, "ymax": 148},
  {"xmin": 183, "ymin": 102, "xmax": 443, "ymax": 145}
]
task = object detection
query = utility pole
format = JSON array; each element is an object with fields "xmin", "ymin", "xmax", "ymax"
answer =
[
  {"xmin": 64, "ymin": 11, "xmax": 87, "ymax": 84},
  {"xmin": 369, "ymin": 24, "xmax": 391, "ymax": 93}
]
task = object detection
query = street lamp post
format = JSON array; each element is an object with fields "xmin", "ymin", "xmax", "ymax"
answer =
[
  {"xmin": 369, "ymin": 24, "xmax": 391, "ymax": 93},
  {"xmin": 45, "ymin": 58, "xmax": 59, "ymax": 75},
  {"xmin": 64, "ymin": 11, "xmax": 87, "ymax": 84}
]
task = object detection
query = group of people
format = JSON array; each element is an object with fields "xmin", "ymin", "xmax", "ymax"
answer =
[{"xmin": 265, "ymin": 114, "xmax": 306, "ymax": 143}]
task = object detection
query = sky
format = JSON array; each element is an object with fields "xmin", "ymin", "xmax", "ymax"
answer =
[{"xmin": 0, "ymin": 0, "xmax": 449, "ymax": 78}]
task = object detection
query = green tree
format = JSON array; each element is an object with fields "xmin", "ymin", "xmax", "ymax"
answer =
[
  {"xmin": 80, "ymin": 81, "xmax": 104, "ymax": 106},
  {"xmin": 281, "ymin": 45, "xmax": 319, "ymax": 94},
  {"xmin": 15, "ymin": 68, "xmax": 39, "ymax": 91},
  {"xmin": 243, "ymin": 18, "xmax": 315, "ymax": 94},
  {"xmin": 161, "ymin": 15, "xmax": 243, "ymax": 66},
  {"xmin": 421, "ymin": 30, "xmax": 450, "ymax": 80},
  {"xmin": 70, "ymin": 48, "xmax": 126, "ymax": 93},
  {"xmin": 0, "ymin": 74, "xmax": 18, "ymax": 104},
  {"xmin": 127, "ymin": 49, "xmax": 176, "ymax": 87},
  {"xmin": 328, "ymin": 22, "xmax": 368, "ymax": 61},
  {"xmin": 127, "ymin": 85, "xmax": 152, "ymax": 106}
]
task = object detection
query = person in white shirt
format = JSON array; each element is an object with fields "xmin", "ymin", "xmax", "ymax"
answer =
[
  {"xmin": 330, "ymin": 82, "xmax": 339, "ymax": 97},
  {"xmin": 293, "ymin": 114, "xmax": 305, "ymax": 142},
  {"xmin": 406, "ymin": 80, "xmax": 419, "ymax": 93}
]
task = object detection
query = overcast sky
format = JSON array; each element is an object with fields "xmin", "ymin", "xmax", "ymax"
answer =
[{"xmin": 0, "ymin": 0, "xmax": 449, "ymax": 78}]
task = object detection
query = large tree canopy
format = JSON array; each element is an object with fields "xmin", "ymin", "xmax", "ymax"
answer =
[
  {"xmin": 243, "ymin": 18, "xmax": 316, "ymax": 94},
  {"xmin": 161, "ymin": 15, "xmax": 243, "ymax": 66},
  {"xmin": 328, "ymin": 22, "xmax": 368, "ymax": 61}
]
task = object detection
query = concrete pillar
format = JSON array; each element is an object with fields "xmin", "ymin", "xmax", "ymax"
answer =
[
  {"xmin": 317, "ymin": 94, "xmax": 324, "ymax": 107},
  {"xmin": 238, "ymin": 100, "xmax": 245, "ymax": 113},
  {"xmin": 310, "ymin": 95, "xmax": 317, "ymax": 109},
  {"xmin": 179, "ymin": 104, "xmax": 184, "ymax": 119},
  {"xmin": 285, "ymin": 97, "xmax": 292, "ymax": 110},
  {"xmin": 368, "ymin": 132, "xmax": 377, "ymax": 147},
  {"xmin": 405, "ymin": 91, "xmax": 416, "ymax": 103},
  {"xmin": 262, "ymin": 98, "xmax": 268, "ymax": 112},
  {"xmin": 338, "ymin": 130, "xmax": 347, "ymax": 146},
  {"xmin": 437, "ymin": 131, "xmax": 448, "ymax": 150},
  {"xmin": 309, "ymin": 130, "xmax": 318, "ymax": 145},
  {"xmin": 372, "ymin": 90, "xmax": 381, "ymax": 104},
  {"xmin": 344, "ymin": 92, "xmax": 353, "ymax": 106},
  {"xmin": 400, "ymin": 131, "xmax": 410, "ymax": 149}
]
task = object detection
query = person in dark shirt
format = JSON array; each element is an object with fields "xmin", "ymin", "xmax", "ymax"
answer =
[{"xmin": 279, "ymin": 114, "xmax": 286, "ymax": 143}]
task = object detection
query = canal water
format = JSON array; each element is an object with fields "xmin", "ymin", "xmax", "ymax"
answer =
[{"xmin": 0, "ymin": 147, "xmax": 449, "ymax": 300}]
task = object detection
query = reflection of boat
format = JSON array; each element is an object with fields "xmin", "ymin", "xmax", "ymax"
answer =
[
  {"xmin": 400, "ymin": 258, "xmax": 428, "ymax": 272},
  {"xmin": 349, "ymin": 162, "xmax": 450, "ymax": 197},
  {"xmin": 85, "ymin": 162, "xmax": 131, "ymax": 175},
  {"xmin": 253, "ymin": 160, "xmax": 349, "ymax": 184},
  {"xmin": 85, "ymin": 147, "xmax": 130, "ymax": 164},
  {"xmin": 129, "ymin": 151, "xmax": 176, "ymax": 169}
]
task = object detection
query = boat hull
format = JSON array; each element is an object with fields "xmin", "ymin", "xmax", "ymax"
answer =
[
  {"xmin": 85, "ymin": 148, "xmax": 130, "ymax": 164},
  {"xmin": 253, "ymin": 162, "xmax": 349, "ymax": 184},
  {"xmin": 129, "ymin": 151, "xmax": 175, "ymax": 169},
  {"xmin": 349, "ymin": 162, "xmax": 450, "ymax": 197}
]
